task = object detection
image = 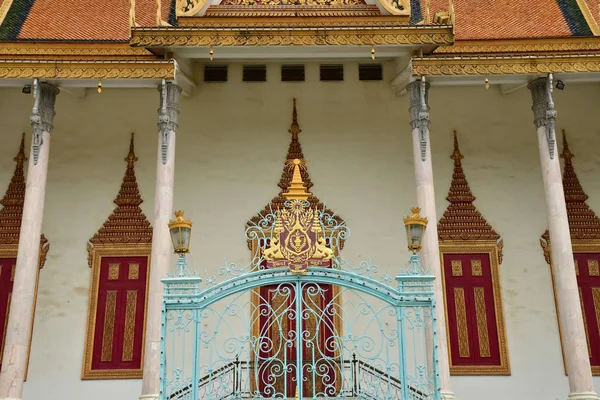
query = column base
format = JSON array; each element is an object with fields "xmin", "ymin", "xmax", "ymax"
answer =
[
  {"xmin": 139, "ymin": 394, "xmax": 159, "ymax": 400},
  {"xmin": 568, "ymin": 392, "xmax": 600, "ymax": 400},
  {"xmin": 440, "ymin": 390, "xmax": 457, "ymax": 400}
]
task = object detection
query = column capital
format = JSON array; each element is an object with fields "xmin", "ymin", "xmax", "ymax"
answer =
[
  {"xmin": 407, "ymin": 79, "xmax": 430, "ymax": 130},
  {"xmin": 528, "ymin": 76, "xmax": 557, "ymax": 159},
  {"xmin": 30, "ymin": 81, "xmax": 59, "ymax": 165},
  {"xmin": 157, "ymin": 81, "xmax": 182, "ymax": 164}
]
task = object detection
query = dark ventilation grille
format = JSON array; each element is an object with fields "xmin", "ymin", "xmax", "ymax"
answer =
[
  {"xmin": 281, "ymin": 65, "xmax": 305, "ymax": 82},
  {"xmin": 320, "ymin": 64, "xmax": 344, "ymax": 81},
  {"xmin": 204, "ymin": 65, "xmax": 228, "ymax": 82},
  {"xmin": 359, "ymin": 64, "xmax": 383, "ymax": 81},
  {"xmin": 243, "ymin": 65, "xmax": 267, "ymax": 82}
]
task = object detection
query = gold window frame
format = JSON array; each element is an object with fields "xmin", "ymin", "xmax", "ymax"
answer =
[
  {"xmin": 82, "ymin": 244, "xmax": 151, "ymax": 380},
  {"xmin": 543, "ymin": 241, "xmax": 600, "ymax": 376},
  {"xmin": 439, "ymin": 242, "xmax": 510, "ymax": 375}
]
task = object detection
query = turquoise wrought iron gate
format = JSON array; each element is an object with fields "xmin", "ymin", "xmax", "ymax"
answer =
[{"xmin": 159, "ymin": 198, "xmax": 441, "ymax": 400}]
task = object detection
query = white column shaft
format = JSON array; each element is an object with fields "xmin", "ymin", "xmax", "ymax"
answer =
[{"xmin": 141, "ymin": 82, "xmax": 181, "ymax": 399}]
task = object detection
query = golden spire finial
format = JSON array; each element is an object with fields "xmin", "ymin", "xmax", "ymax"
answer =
[
  {"xmin": 450, "ymin": 130, "xmax": 463, "ymax": 164},
  {"xmin": 14, "ymin": 132, "xmax": 26, "ymax": 168},
  {"xmin": 561, "ymin": 129, "xmax": 573, "ymax": 162},
  {"xmin": 289, "ymin": 98, "xmax": 301, "ymax": 139},
  {"xmin": 125, "ymin": 132, "xmax": 138, "ymax": 167},
  {"xmin": 282, "ymin": 158, "xmax": 311, "ymax": 201}
]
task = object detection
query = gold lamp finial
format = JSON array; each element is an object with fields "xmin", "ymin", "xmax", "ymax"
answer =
[
  {"xmin": 403, "ymin": 207, "xmax": 428, "ymax": 253},
  {"xmin": 168, "ymin": 210, "xmax": 193, "ymax": 256},
  {"xmin": 282, "ymin": 158, "xmax": 311, "ymax": 201}
]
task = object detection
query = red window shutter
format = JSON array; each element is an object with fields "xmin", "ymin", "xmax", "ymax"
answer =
[
  {"xmin": 91, "ymin": 256, "xmax": 148, "ymax": 370},
  {"xmin": 0, "ymin": 258, "xmax": 16, "ymax": 369},
  {"xmin": 574, "ymin": 253, "xmax": 600, "ymax": 367},
  {"xmin": 443, "ymin": 253, "xmax": 502, "ymax": 367}
]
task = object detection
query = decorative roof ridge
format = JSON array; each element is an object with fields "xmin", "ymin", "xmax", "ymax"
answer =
[
  {"xmin": 88, "ymin": 133, "xmax": 152, "ymax": 251},
  {"xmin": 248, "ymin": 100, "xmax": 343, "ymax": 233},
  {"xmin": 541, "ymin": 130, "xmax": 600, "ymax": 255},
  {"xmin": 0, "ymin": 133, "xmax": 49, "ymax": 268},
  {"xmin": 438, "ymin": 131, "xmax": 502, "ymax": 250}
]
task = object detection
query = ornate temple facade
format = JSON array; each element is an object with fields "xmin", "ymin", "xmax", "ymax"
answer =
[{"xmin": 0, "ymin": 0, "xmax": 599, "ymax": 400}]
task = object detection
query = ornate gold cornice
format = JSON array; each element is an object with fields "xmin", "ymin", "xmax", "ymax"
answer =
[
  {"xmin": 438, "ymin": 131, "xmax": 503, "ymax": 262},
  {"xmin": 0, "ymin": 60, "xmax": 174, "ymax": 79},
  {"xmin": 541, "ymin": 130, "xmax": 600, "ymax": 264},
  {"xmin": 0, "ymin": 43, "xmax": 155, "ymax": 59},
  {"xmin": 87, "ymin": 133, "xmax": 152, "ymax": 267},
  {"xmin": 0, "ymin": 134, "xmax": 49, "ymax": 268},
  {"xmin": 247, "ymin": 99, "xmax": 343, "ymax": 244},
  {"xmin": 412, "ymin": 54, "xmax": 600, "ymax": 76},
  {"xmin": 179, "ymin": 13, "xmax": 407, "ymax": 26},
  {"xmin": 130, "ymin": 26, "xmax": 453, "ymax": 47},
  {"xmin": 433, "ymin": 38, "xmax": 600, "ymax": 55}
]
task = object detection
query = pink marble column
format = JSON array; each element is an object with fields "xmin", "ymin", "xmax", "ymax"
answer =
[
  {"xmin": 140, "ymin": 81, "xmax": 181, "ymax": 400},
  {"xmin": 528, "ymin": 77, "xmax": 599, "ymax": 400},
  {"xmin": 407, "ymin": 79, "xmax": 455, "ymax": 400},
  {"xmin": 0, "ymin": 81, "xmax": 58, "ymax": 400}
]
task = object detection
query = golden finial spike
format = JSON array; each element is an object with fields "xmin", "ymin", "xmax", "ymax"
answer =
[
  {"xmin": 129, "ymin": 0, "xmax": 136, "ymax": 28},
  {"xmin": 283, "ymin": 159, "xmax": 311, "ymax": 200},
  {"xmin": 451, "ymin": 130, "xmax": 463, "ymax": 163},
  {"xmin": 126, "ymin": 132, "xmax": 138, "ymax": 166},
  {"xmin": 14, "ymin": 132, "xmax": 26, "ymax": 167},
  {"xmin": 156, "ymin": 0, "xmax": 162, "ymax": 26},
  {"xmin": 289, "ymin": 98, "xmax": 301, "ymax": 139},
  {"xmin": 561, "ymin": 129, "xmax": 573, "ymax": 161}
]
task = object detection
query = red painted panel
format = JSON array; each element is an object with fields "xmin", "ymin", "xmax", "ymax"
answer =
[
  {"xmin": 573, "ymin": 253, "xmax": 600, "ymax": 367},
  {"xmin": 91, "ymin": 256, "xmax": 148, "ymax": 371},
  {"xmin": 0, "ymin": 258, "xmax": 16, "ymax": 370},
  {"xmin": 443, "ymin": 253, "xmax": 501, "ymax": 367}
]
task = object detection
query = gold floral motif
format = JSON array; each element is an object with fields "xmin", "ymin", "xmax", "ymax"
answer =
[
  {"xmin": 0, "ymin": 43, "xmax": 153, "ymax": 57},
  {"xmin": 130, "ymin": 28, "xmax": 453, "ymax": 47},
  {"xmin": 589, "ymin": 260, "xmax": 600, "ymax": 276},
  {"xmin": 101, "ymin": 291, "xmax": 117, "ymax": 362},
  {"xmin": 474, "ymin": 287, "xmax": 490, "ymax": 358},
  {"xmin": 128, "ymin": 264, "xmax": 139, "ymax": 280},
  {"xmin": 122, "ymin": 291, "xmax": 138, "ymax": 362},
  {"xmin": 433, "ymin": 38, "xmax": 600, "ymax": 54},
  {"xmin": 191, "ymin": 8, "xmax": 391, "ymax": 20},
  {"xmin": 451, "ymin": 260, "xmax": 462, "ymax": 276},
  {"xmin": 454, "ymin": 288, "xmax": 470, "ymax": 358},
  {"xmin": 413, "ymin": 55, "xmax": 600, "ymax": 76},
  {"xmin": 471, "ymin": 260, "xmax": 482, "ymax": 276},
  {"xmin": 108, "ymin": 264, "xmax": 120, "ymax": 280}
]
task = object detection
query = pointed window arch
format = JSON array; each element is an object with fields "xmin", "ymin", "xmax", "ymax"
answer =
[
  {"xmin": 541, "ymin": 130, "xmax": 600, "ymax": 375},
  {"xmin": 82, "ymin": 133, "xmax": 153, "ymax": 379},
  {"xmin": 438, "ymin": 131, "xmax": 510, "ymax": 375}
]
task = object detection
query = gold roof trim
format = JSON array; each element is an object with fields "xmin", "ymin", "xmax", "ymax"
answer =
[
  {"xmin": 131, "ymin": 26, "xmax": 453, "ymax": 47},
  {"xmin": 412, "ymin": 53, "xmax": 600, "ymax": 76},
  {"xmin": 0, "ymin": 60, "xmax": 174, "ymax": 79},
  {"xmin": 179, "ymin": 13, "xmax": 408, "ymax": 26},
  {"xmin": 0, "ymin": 43, "xmax": 155, "ymax": 59},
  {"xmin": 541, "ymin": 130, "xmax": 600, "ymax": 264},
  {"xmin": 87, "ymin": 133, "xmax": 152, "ymax": 266},
  {"xmin": 438, "ymin": 131, "xmax": 503, "ymax": 262},
  {"xmin": 433, "ymin": 37, "xmax": 600, "ymax": 55},
  {"xmin": 0, "ymin": 133, "xmax": 49, "ymax": 268}
]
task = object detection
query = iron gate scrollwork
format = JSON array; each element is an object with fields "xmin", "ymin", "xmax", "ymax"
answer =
[{"xmin": 159, "ymin": 174, "xmax": 441, "ymax": 399}]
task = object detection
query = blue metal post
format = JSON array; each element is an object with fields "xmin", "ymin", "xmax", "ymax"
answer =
[
  {"xmin": 295, "ymin": 279, "xmax": 303, "ymax": 399},
  {"xmin": 159, "ymin": 299, "xmax": 167, "ymax": 400}
]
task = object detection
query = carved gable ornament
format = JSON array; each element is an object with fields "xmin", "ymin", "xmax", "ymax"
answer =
[
  {"xmin": 83, "ymin": 133, "xmax": 152, "ymax": 380},
  {"xmin": 0, "ymin": 133, "xmax": 49, "ymax": 267},
  {"xmin": 438, "ymin": 131, "xmax": 509, "ymax": 375},
  {"xmin": 541, "ymin": 130, "xmax": 600, "ymax": 375}
]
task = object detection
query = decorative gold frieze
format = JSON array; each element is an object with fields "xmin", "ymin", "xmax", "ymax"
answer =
[
  {"xmin": 454, "ymin": 288, "xmax": 470, "ymax": 358},
  {"xmin": 0, "ymin": 61, "xmax": 174, "ymax": 80},
  {"xmin": 130, "ymin": 27, "xmax": 453, "ymax": 47},
  {"xmin": 0, "ymin": 43, "xmax": 154, "ymax": 58},
  {"xmin": 122, "ymin": 290, "xmax": 138, "ymax": 362},
  {"xmin": 101, "ymin": 291, "xmax": 118, "ymax": 362},
  {"xmin": 432, "ymin": 38, "xmax": 600, "ymax": 55},
  {"xmin": 412, "ymin": 55, "xmax": 600, "ymax": 76},
  {"xmin": 179, "ymin": 13, "xmax": 407, "ymax": 25}
]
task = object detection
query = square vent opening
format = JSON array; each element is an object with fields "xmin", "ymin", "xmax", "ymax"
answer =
[
  {"xmin": 359, "ymin": 64, "xmax": 383, "ymax": 81},
  {"xmin": 320, "ymin": 64, "xmax": 344, "ymax": 81},
  {"xmin": 281, "ymin": 65, "xmax": 305, "ymax": 82},
  {"xmin": 243, "ymin": 65, "xmax": 267, "ymax": 82},
  {"xmin": 204, "ymin": 65, "xmax": 228, "ymax": 82}
]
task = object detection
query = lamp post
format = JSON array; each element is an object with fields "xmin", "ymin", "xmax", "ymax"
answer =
[
  {"xmin": 168, "ymin": 210, "xmax": 192, "ymax": 276},
  {"xmin": 403, "ymin": 207, "xmax": 428, "ymax": 274}
]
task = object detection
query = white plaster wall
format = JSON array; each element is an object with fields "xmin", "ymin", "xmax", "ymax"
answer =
[{"xmin": 0, "ymin": 62, "xmax": 597, "ymax": 400}]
